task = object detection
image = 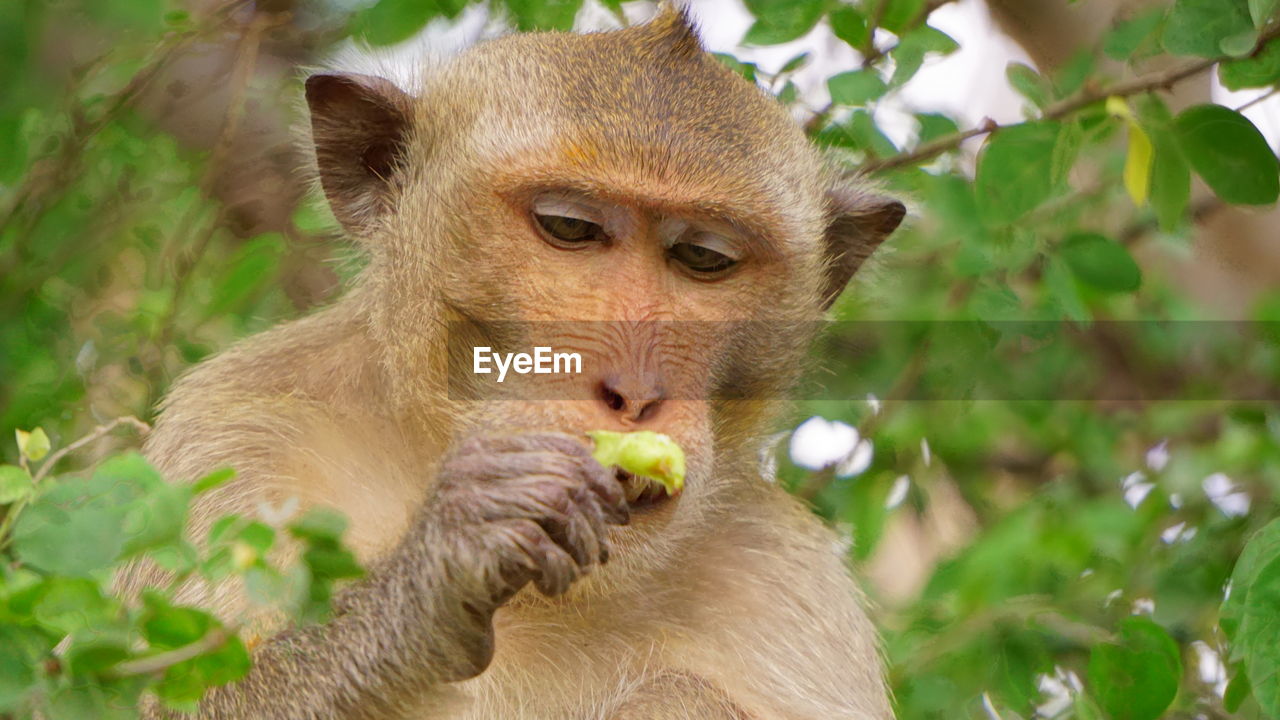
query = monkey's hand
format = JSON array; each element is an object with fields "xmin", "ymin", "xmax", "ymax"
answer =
[
  {"xmin": 166, "ymin": 433, "xmax": 630, "ymax": 719},
  {"xmin": 425, "ymin": 431, "xmax": 631, "ymax": 602}
]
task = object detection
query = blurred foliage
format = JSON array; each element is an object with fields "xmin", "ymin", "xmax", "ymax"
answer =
[
  {"xmin": 1, "ymin": 0, "xmax": 1280, "ymax": 717},
  {"xmin": 0, "ymin": 423, "xmax": 362, "ymax": 715}
]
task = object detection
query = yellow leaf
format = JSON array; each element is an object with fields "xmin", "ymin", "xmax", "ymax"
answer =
[
  {"xmin": 1124, "ymin": 121, "xmax": 1154, "ymax": 207},
  {"xmin": 232, "ymin": 542, "xmax": 258, "ymax": 571},
  {"xmin": 15, "ymin": 427, "xmax": 51, "ymax": 462},
  {"xmin": 1106, "ymin": 95, "xmax": 1134, "ymax": 121}
]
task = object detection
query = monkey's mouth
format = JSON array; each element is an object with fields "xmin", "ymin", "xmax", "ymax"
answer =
[{"xmin": 615, "ymin": 469, "xmax": 675, "ymax": 510}]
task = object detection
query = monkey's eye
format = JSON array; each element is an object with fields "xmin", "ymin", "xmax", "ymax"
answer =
[
  {"xmin": 667, "ymin": 233, "xmax": 740, "ymax": 276},
  {"xmin": 534, "ymin": 214, "xmax": 606, "ymax": 245}
]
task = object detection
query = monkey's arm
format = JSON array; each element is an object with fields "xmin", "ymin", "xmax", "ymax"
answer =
[
  {"xmin": 147, "ymin": 519, "xmax": 493, "ymax": 720},
  {"xmin": 130, "ymin": 426, "xmax": 626, "ymax": 720}
]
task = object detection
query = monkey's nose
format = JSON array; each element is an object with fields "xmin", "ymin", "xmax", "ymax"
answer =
[{"xmin": 596, "ymin": 373, "xmax": 665, "ymax": 423}]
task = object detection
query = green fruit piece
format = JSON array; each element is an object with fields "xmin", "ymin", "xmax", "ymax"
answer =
[{"xmin": 586, "ymin": 430, "xmax": 686, "ymax": 496}]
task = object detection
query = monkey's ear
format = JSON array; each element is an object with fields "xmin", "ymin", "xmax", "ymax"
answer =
[
  {"xmin": 819, "ymin": 186, "xmax": 906, "ymax": 310},
  {"xmin": 305, "ymin": 73, "xmax": 413, "ymax": 235}
]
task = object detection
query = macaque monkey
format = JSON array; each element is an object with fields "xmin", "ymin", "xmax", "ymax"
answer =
[{"xmin": 121, "ymin": 7, "xmax": 905, "ymax": 719}]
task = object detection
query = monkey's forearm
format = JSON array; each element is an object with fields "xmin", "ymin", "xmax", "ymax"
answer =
[{"xmin": 153, "ymin": 525, "xmax": 492, "ymax": 720}]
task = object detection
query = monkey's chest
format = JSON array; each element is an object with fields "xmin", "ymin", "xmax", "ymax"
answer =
[{"xmin": 403, "ymin": 630, "xmax": 723, "ymax": 720}]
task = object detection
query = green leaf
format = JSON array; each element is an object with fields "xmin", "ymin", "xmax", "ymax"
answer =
[
  {"xmin": 712, "ymin": 53, "xmax": 758, "ymax": 83},
  {"xmin": 12, "ymin": 453, "xmax": 176, "ymax": 575},
  {"xmin": 743, "ymin": 0, "xmax": 825, "ymax": 45},
  {"xmin": 303, "ymin": 545, "xmax": 364, "ymax": 582},
  {"xmin": 65, "ymin": 633, "xmax": 131, "ymax": 675},
  {"xmin": 828, "ymin": 70, "xmax": 888, "ymax": 106},
  {"xmin": 976, "ymin": 122, "xmax": 1072, "ymax": 225},
  {"xmin": 1224, "ymin": 666, "xmax": 1250, "ymax": 713},
  {"xmin": 1219, "ymin": 37, "xmax": 1280, "ymax": 90},
  {"xmin": 203, "ymin": 234, "xmax": 284, "ymax": 320},
  {"xmin": 192, "ymin": 467, "xmax": 235, "ymax": 495},
  {"xmin": 814, "ymin": 110, "xmax": 898, "ymax": 157},
  {"xmin": 1087, "ymin": 617, "xmax": 1181, "ymax": 720},
  {"xmin": 1103, "ymin": 8, "xmax": 1165, "ymax": 61},
  {"xmin": 33, "ymin": 578, "xmax": 116, "ymax": 635},
  {"xmin": 0, "ymin": 464, "xmax": 33, "ymax": 504},
  {"xmin": 236, "ymin": 521, "xmax": 277, "ymax": 555},
  {"xmin": 880, "ymin": 0, "xmax": 926, "ymax": 34},
  {"xmin": 778, "ymin": 52, "xmax": 811, "ymax": 74},
  {"xmin": 829, "ymin": 5, "xmax": 869, "ymax": 49},
  {"xmin": 351, "ymin": 0, "xmax": 465, "ymax": 46},
  {"xmin": 1163, "ymin": 0, "xmax": 1253, "ymax": 58},
  {"xmin": 289, "ymin": 507, "xmax": 349, "ymax": 545},
  {"xmin": 155, "ymin": 634, "xmax": 250, "ymax": 706},
  {"xmin": 1222, "ymin": 28, "xmax": 1261, "ymax": 57},
  {"xmin": 1006, "ymin": 63, "xmax": 1051, "ymax": 109},
  {"xmin": 1134, "ymin": 94, "xmax": 1191, "ymax": 230},
  {"xmin": 1251, "ymin": 0, "xmax": 1279, "ymax": 26},
  {"xmin": 12, "ymin": 484, "xmax": 127, "ymax": 576},
  {"xmin": 889, "ymin": 25, "xmax": 959, "ymax": 87},
  {"xmin": 1054, "ymin": 50, "xmax": 1095, "ymax": 97},
  {"xmin": 1240, "ymin": 556, "xmax": 1280, "ymax": 715},
  {"xmin": 1174, "ymin": 104, "xmax": 1280, "ymax": 205},
  {"xmin": 503, "ymin": 0, "xmax": 582, "ymax": 31},
  {"xmin": 1060, "ymin": 233, "xmax": 1142, "ymax": 293},
  {"xmin": 916, "ymin": 113, "xmax": 958, "ymax": 144},
  {"xmin": 1044, "ymin": 255, "xmax": 1090, "ymax": 323},
  {"xmin": 0, "ymin": 626, "xmax": 47, "ymax": 710},
  {"xmin": 1222, "ymin": 519, "xmax": 1280, "ymax": 641},
  {"xmin": 143, "ymin": 592, "xmax": 216, "ymax": 649},
  {"xmin": 148, "ymin": 540, "xmax": 199, "ymax": 574}
]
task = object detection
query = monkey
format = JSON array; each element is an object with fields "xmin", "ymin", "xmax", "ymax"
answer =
[{"xmin": 118, "ymin": 6, "xmax": 906, "ymax": 719}]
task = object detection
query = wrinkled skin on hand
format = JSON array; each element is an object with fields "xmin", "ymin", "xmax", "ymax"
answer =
[{"xmin": 427, "ymin": 432, "xmax": 631, "ymax": 604}]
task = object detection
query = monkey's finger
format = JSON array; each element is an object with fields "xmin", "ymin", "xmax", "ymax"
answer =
[
  {"xmin": 474, "ymin": 432, "xmax": 593, "ymax": 459},
  {"xmin": 494, "ymin": 519, "xmax": 581, "ymax": 596},
  {"xmin": 470, "ymin": 452, "xmax": 584, "ymax": 482},
  {"xmin": 480, "ymin": 475, "xmax": 572, "ymax": 523},
  {"xmin": 538, "ymin": 493, "xmax": 600, "ymax": 569},
  {"xmin": 574, "ymin": 488, "xmax": 613, "ymax": 565},
  {"xmin": 578, "ymin": 460, "xmax": 629, "ymax": 525}
]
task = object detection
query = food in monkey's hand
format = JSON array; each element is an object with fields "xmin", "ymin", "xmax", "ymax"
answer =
[{"xmin": 586, "ymin": 430, "xmax": 686, "ymax": 496}]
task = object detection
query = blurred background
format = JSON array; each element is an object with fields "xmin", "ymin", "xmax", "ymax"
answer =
[{"xmin": 2, "ymin": 0, "xmax": 1279, "ymax": 717}]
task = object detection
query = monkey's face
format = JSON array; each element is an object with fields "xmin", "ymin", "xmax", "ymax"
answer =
[
  {"xmin": 304, "ymin": 11, "xmax": 904, "ymax": 573},
  {"xmin": 422, "ymin": 155, "xmax": 830, "ymax": 564}
]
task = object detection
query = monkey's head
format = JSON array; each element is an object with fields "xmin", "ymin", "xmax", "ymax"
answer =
[{"xmin": 304, "ymin": 7, "xmax": 903, "ymax": 575}]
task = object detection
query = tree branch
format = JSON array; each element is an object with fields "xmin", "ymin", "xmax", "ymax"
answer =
[
  {"xmin": 32, "ymin": 416, "xmax": 152, "ymax": 484},
  {"xmin": 862, "ymin": 23, "xmax": 1280, "ymax": 173},
  {"xmin": 107, "ymin": 626, "xmax": 237, "ymax": 678}
]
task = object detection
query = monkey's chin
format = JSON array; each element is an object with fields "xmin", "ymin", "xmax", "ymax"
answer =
[{"xmin": 615, "ymin": 469, "xmax": 677, "ymax": 513}]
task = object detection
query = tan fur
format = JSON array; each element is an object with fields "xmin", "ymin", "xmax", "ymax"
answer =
[{"xmin": 120, "ymin": 7, "xmax": 902, "ymax": 719}]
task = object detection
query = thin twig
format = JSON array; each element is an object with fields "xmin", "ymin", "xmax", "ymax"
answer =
[
  {"xmin": 107, "ymin": 626, "xmax": 237, "ymax": 678},
  {"xmin": 0, "ymin": 415, "xmax": 152, "ymax": 551},
  {"xmin": 148, "ymin": 12, "xmax": 279, "ymax": 396},
  {"xmin": 862, "ymin": 0, "xmax": 890, "ymax": 66},
  {"xmin": 862, "ymin": 117, "xmax": 998, "ymax": 172},
  {"xmin": 0, "ymin": 1, "xmax": 252, "ymax": 258},
  {"xmin": 861, "ymin": 0, "xmax": 959, "ymax": 67},
  {"xmin": 804, "ymin": 0, "xmax": 957, "ymax": 134},
  {"xmin": 1237, "ymin": 86, "xmax": 1280, "ymax": 112},
  {"xmin": 32, "ymin": 416, "xmax": 151, "ymax": 484},
  {"xmin": 863, "ymin": 23, "xmax": 1280, "ymax": 173}
]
